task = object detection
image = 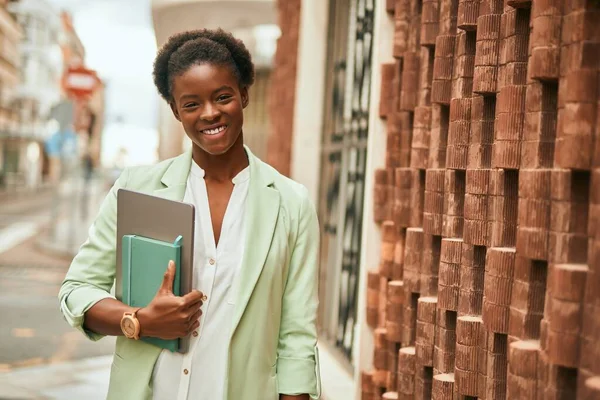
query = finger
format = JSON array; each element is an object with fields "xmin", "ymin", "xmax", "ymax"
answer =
[
  {"xmin": 182, "ymin": 290, "xmax": 205, "ymax": 307},
  {"xmin": 159, "ymin": 261, "xmax": 175, "ymax": 293},
  {"xmin": 188, "ymin": 320, "xmax": 200, "ymax": 334},
  {"xmin": 188, "ymin": 308, "xmax": 202, "ymax": 324}
]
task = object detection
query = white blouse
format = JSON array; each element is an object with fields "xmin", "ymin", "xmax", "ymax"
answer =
[{"xmin": 152, "ymin": 160, "xmax": 250, "ymax": 400}]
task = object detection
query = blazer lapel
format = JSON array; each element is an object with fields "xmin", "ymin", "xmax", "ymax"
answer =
[
  {"xmin": 231, "ymin": 147, "xmax": 280, "ymax": 336},
  {"xmin": 153, "ymin": 150, "xmax": 192, "ymax": 201}
]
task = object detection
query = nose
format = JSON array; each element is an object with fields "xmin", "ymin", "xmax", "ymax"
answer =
[{"xmin": 200, "ymin": 103, "xmax": 221, "ymax": 121}]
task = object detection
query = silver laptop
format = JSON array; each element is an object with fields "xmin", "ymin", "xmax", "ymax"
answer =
[{"xmin": 116, "ymin": 188, "xmax": 195, "ymax": 353}]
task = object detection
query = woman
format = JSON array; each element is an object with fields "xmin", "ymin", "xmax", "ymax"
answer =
[{"xmin": 59, "ymin": 29, "xmax": 321, "ymax": 400}]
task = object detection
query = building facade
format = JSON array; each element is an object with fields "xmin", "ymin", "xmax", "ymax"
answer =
[
  {"xmin": 269, "ymin": 0, "xmax": 600, "ymax": 399},
  {"xmin": 0, "ymin": 0, "xmax": 22, "ymax": 188},
  {"xmin": 4, "ymin": 0, "xmax": 63, "ymax": 188},
  {"xmin": 60, "ymin": 11, "xmax": 104, "ymax": 176}
]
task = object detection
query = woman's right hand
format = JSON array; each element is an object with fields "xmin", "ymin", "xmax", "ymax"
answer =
[{"xmin": 137, "ymin": 260, "xmax": 205, "ymax": 340}]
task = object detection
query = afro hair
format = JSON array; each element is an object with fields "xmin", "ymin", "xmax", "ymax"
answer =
[{"xmin": 153, "ymin": 28, "xmax": 255, "ymax": 102}]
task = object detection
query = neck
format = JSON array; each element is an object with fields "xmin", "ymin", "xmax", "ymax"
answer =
[{"xmin": 191, "ymin": 134, "xmax": 249, "ymax": 182}]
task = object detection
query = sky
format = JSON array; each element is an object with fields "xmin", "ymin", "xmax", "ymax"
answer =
[{"xmin": 48, "ymin": 0, "xmax": 160, "ymax": 166}]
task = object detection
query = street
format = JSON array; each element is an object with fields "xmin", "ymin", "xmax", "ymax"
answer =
[{"xmin": 0, "ymin": 184, "xmax": 114, "ymax": 399}]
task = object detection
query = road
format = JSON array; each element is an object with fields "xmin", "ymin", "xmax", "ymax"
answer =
[{"xmin": 0, "ymin": 186, "xmax": 115, "ymax": 374}]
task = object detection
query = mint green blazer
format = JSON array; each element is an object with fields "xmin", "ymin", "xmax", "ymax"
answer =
[{"xmin": 58, "ymin": 147, "xmax": 321, "ymax": 399}]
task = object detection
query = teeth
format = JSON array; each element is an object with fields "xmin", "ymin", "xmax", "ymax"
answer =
[{"xmin": 202, "ymin": 125, "xmax": 226, "ymax": 135}]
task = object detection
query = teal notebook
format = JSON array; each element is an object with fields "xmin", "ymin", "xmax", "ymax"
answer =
[{"xmin": 122, "ymin": 234, "xmax": 182, "ymax": 352}]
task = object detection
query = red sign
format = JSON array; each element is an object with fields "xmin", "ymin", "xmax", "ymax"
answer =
[{"xmin": 62, "ymin": 66, "xmax": 100, "ymax": 99}]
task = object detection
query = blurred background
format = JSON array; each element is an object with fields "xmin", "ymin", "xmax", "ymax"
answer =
[{"xmin": 2, "ymin": 0, "xmax": 399, "ymax": 398}]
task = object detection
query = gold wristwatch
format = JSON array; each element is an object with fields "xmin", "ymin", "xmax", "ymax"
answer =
[{"xmin": 121, "ymin": 308, "xmax": 142, "ymax": 340}]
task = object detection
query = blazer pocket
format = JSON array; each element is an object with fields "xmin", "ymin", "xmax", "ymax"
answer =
[
  {"xmin": 271, "ymin": 363, "xmax": 279, "ymax": 399},
  {"xmin": 113, "ymin": 351, "xmax": 124, "ymax": 362}
]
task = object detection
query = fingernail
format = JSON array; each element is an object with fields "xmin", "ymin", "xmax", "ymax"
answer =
[{"xmin": 169, "ymin": 260, "xmax": 174, "ymax": 268}]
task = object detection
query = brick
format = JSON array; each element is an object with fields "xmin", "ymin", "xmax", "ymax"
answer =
[
  {"xmin": 464, "ymin": 192, "xmax": 489, "ymax": 220},
  {"xmin": 417, "ymin": 296, "xmax": 438, "ymax": 324},
  {"xmin": 508, "ymin": 307, "xmax": 543, "ymax": 339},
  {"xmin": 373, "ymin": 368, "xmax": 388, "ymax": 388},
  {"xmin": 380, "ymin": 63, "xmax": 396, "ymax": 118},
  {"xmin": 550, "ymin": 263, "xmax": 588, "ymax": 302},
  {"xmin": 563, "ymin": 69, "xmax": 598, "ymax": 104},
  {"xmin": 486, "ymin": 246, "xmax": 516, "ymax": 278},
  {"xmin": 457, "ymin": 0, "xmax": 479, "ymax": 31},
  {"xmin": 394, "ymin": 0, "xmax": 411, "ymax": 58},
  {"xmin": 483, "ymin": 299, "xmax": 510, "ymax": 333},
  {"xmin": 374, "ymin": 328, "xmax": 389, "ymax": 369},
  {"xmin": 379, "ymin": 276, "xmax": 389, "ymax": 328},
  {"xmin": 507, "ymin": 372, "xmax": 537, "ymax": 399},
  {"xmin": 554, "ymin": 133, "xmax": 593, "ymax": 170},
  {"xmin": 484, "ymin": 275, "xmax": 514, "ymax": 306},
  {"xmin": 432, "ymin": 373, "xmax": 455, "ymax": 399},
  {"xmin": 547, "ymin": 329, "xmax": 580, "ymax": 368},
  {"xmin": 473, "ymin": 66, "xmax": 499, "ymax": 94},
  {"xmin": 432, "ymin": 35, "xmax": 456, "ymax": 104},
  {"xmin": 400, "ymin": 52, "xmax": 420, "ymax": 110},
  {"xmin": 361, "ymin": 371, "xmax": 377, "ymax": 400},
  {"xmin": 510, "ymin": 279, "xmax": 546, "ymax": 312},
  {"xmin": 456, "ymin": 342, "xmax": 479, "ymax": 371},
  {"xmin": 531, "ymin": 0, "xmax": 563, "ymax": 19},
  {"xmin": 367, "ymin": 270, "xmax": 380, "ymax": 328},
  {"xmin": 548, "ymin": 297, "xmax": 582, "ymax": 334},
  {"xmin": 518, "ymin": 169, "xmax": 552, "ymax": 199},
  {"xmin": 531, "ymin": 48, "xmax": 561, "ymax": 81},
  {"xmin": 420, "ymin": 0, "xmax": 440, "ymax": 46},
  {"xmin": 463, "ymin": 218, "xmax": 492, "ymax": 246},
  {"xmin": 398, "ymin": 346, "xmax": 416, "ymax": 373},
  {"xmin": 548, "ymin": 232, "xmax": 588, "ymax": 264}
]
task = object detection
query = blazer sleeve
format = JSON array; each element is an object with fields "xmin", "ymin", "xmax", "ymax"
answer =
[
  {"xmin": 277, "ymin": 189, "xmax": 321, "ymax": 399},
  {"xmin": 58, "ymin": 168, "xmax": 129, "ymax": 341}
]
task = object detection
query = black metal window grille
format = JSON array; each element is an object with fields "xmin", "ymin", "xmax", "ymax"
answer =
[{"xmin": 317, "ymin": 0, "xmax": 375, "ymax": 366}]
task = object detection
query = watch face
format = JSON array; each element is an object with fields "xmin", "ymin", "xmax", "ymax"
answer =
[{"xmin": 122, "ymin": 317, "xmax": 135, "ymax": 336}]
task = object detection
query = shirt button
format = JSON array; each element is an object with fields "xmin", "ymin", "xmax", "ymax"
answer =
[
  {"xmin": 193, "ymin": 331, "xmax": 198, "ymax": 337},
  {"xmin": 209, "ymin": 258, "xmax": 215, "ymax": 265},
  {"xmin": 183, "ymin": 369, "xmax": 189, "ymax": 375}
]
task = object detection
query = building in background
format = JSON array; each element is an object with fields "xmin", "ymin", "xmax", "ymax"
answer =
[
  {"xmin": 151, "ymin": 0, "xmax": 278, "ymax": 162},
  {"xmin": 3, "ymin": 0, "xmax": 103, "ymax": 187},
  {"xmin": 6, "ymin": 0, "xmax": 63, "ymax": 188},
  {"xmin": 60, "ymin": 11, "xmax": 104, "ymax": 177},
  {"xmin": 0, "ymin": 0, "xmax": 22, "ymax": 189}
]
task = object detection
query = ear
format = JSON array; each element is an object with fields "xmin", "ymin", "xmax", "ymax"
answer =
[
  {"xmin": 240, "ymin": 87, "xmax": 249, "ymax": 109},
  {"xmin": 169, "ymin": 101, "xmax": 181, "ymax": 122}
]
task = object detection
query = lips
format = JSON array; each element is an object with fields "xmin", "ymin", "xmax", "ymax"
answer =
[{"xmin": 200, "ymin": 124, "xmax": 227, "ymax": 135}]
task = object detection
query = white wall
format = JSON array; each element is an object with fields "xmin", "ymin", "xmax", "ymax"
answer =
[
  {"xmin": 352, "ymin": 0, "xmax": 395, "ymax": 398},
  {"xmin": 289, "ymin": 0, "xmax": 329, "ymax": 205}
]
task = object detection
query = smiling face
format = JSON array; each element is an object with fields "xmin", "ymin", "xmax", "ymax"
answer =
[{"xmin": 170, "ymin": 63, "xmax": 248, "ymax": 156}]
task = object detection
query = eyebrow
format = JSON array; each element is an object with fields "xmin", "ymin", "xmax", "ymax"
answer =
[
  {"xmin": 178, "ymin": 86, "xmax": 235, "ymax": 101},
  {"xmin": 213, "ymin": 85, "xmax": 235, "ymax": 93}
]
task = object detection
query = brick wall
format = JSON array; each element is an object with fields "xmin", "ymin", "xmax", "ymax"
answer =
[
  {"xmin": 266, "ymin": 0, "xmax": 301, "ymax": 176},
  {"xmin": 364, "ymin": 1, "xmax": 600, "ymax": 399}
]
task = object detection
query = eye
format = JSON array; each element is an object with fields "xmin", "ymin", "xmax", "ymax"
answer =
[
  {"xmin": 217, "ymin": 95, "xmax": 232, "ymax": 102},
  {"xmin": 183, "ymin": 103, "xmax": 198, "ymax": 109}
]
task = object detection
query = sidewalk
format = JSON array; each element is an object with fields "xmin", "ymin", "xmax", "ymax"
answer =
[
  {"xmin": 0, "ymin": 356, "xmax": 112, "ymax": 400},
  {"xmin": 36, "ymin": 176, "xmax": 108, "ymax": 259}
]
